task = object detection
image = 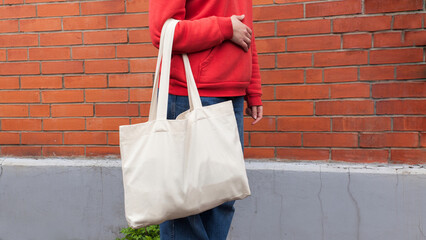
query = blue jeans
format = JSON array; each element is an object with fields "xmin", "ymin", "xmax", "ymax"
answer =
[{"xmin": 160, "ymin": 94, "xmax": 245, "ymax": 240}]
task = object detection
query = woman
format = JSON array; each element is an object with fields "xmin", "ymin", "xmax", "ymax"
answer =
[{"xmin": 149, "ymin": 0, "xmax": 263, "ymax": 239}]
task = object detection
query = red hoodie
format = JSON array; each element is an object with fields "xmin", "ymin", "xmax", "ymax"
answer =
[{"xmin": 149, "ymin": 0, "xmax": 262, "ymax": 107}]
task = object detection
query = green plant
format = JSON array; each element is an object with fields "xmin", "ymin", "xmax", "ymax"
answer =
[{"xmin": 116, "ymin": 225, "xmax": 160, "ymax": 240}]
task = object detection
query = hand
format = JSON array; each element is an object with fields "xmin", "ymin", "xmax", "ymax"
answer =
[
  {"xmin": 246, "ymin": 105, "xmax": 263, "ymax": 125},
  {"xmin": 230, "ymin": 15, "xmax": 252, "ymax": 52}
]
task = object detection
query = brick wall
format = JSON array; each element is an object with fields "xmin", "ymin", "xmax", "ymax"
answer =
[{"xmin": 0, "ymin": 0, "xmax": 425, "ymax": 163}]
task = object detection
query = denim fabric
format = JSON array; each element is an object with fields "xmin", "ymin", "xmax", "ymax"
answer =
[{"xmin": 160, "ymin": 94, "xmax": 245, "ymax": 240}]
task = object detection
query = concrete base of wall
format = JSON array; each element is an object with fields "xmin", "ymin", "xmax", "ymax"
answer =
[{"xmin": 1, "ymin": 158, "xmax": 426, "ymax": 240}]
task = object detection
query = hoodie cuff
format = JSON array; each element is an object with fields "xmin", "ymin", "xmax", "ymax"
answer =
[
  {"xmin": 245, "ymin": 95, "xmax": 262, "ymax": 107},
  {"xmin": 217, "ymin": 17, "xmax": 234, "ymax": 40}
]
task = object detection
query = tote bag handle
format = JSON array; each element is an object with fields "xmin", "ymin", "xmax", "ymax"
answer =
[{"xmin": 148, "ymin": 19, "xmax": 202, "ymax": 122}]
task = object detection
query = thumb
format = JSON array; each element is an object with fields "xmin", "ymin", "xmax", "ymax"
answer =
[{"xmin": 236, "ymin": 14, "xmax": 245, "ymax": 21}]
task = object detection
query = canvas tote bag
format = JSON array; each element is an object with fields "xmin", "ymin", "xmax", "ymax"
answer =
[{"xmin": 119, "ymin": 18, "xmax": 251, "ymax": 228}]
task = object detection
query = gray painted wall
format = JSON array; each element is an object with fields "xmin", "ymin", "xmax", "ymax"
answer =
[{"xmin": 0, "ymin": 158, "xmax": 425, "ymax": 240}]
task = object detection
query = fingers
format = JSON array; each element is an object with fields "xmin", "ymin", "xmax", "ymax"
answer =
[
  {"xmin": 251, "ymin": 106, "xmax": 263, "ymax": 125},
  {"xmin": 245, "ymin": 107, "xmax": 252, "ymax": 116},
  {"xmin": 235, "ymin": 14, "xmax": 245, "ymax": 21}
]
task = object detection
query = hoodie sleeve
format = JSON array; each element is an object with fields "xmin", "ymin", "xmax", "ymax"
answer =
[
  {"xmin": 149, "ymin": 0, "xmax": 233, "ymax": 53},
  {"xmin": 245, "ymin": 33, "xmax": 263, "ymax": 107}
]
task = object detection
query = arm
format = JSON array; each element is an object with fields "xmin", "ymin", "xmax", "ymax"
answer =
[
  {"xmin": 149, "ymin": 0, "xmax": 233, "ymax": 53},
  {"xmin": 245, "ymin": 33, "xmax": 263, "ymax": 125}
]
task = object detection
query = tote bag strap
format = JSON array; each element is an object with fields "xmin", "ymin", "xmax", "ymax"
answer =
[{"xmin": 148, "ymin": 18, "xmax": 203, "ymax": 121}]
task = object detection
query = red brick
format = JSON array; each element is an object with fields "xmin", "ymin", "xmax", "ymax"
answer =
[
  {"xmin": 130, "ymin": 59, "xmax": 156, "ymax": 73},
  {"xmin": 86, "ymin": 118, "xmax": 129, "ymax": 131},
  {"xmin": 1, "ymin": 146, "xmax": 41, "ymax": 156},
  {"xmin": 306, "ymin": 0, "xmax": 361, "ymax": 17},
  {"xmin": 277, "ymin": 148, "xmax": 329, "ymax": 161},
  {"xmin": 109, "ymin": 74, "xmax": 152, "ymax": 87},
  {"xmin": 22, "ymin": 132, "xmax": 62, "ymax": 145},
  {"xmin": 64, "ymin": 132, "xmax": 107, "ymax": 145},
  {"xmin": 405, "ymin": 31, "xmax": 426, "ymax": 46},
  {"xmin": 42, "ymin": 90, "xmax": 84, "ymax": 103},
  {"xmin": 129, "ymin": 88, "xmax": 153, "ymax": 102},
  {"xmin": 130, "ymin": 117, "xmax": 148, "ymax": 124},
  {"xmin": 107, "ymin": 132, "xmax": 119, "ymax": 145},
  {"xmin": 287, "ymin": 35, "xmax": 340, "ymax": 52},
  {"xmin": 29, "ymin": 105, "xmax": 50, "ymax": 117},
  {"xmin": 277, "ymin": 19, "xmax": 330, "ymax": 36},
  {"xmin": 391, "ymin": 149, "xmax": 426, "ymax": 165},
  {"xmin": 86, "ymin": 89, "xmax": 128, "ymax": 102},
  {"xmin": 261, "ymin": 86, "xmax": 275, "ymax": 101},
  {"xmin": 95, "ymin": 104, "xmax": 138, "ymax": 117},
  {"xmin": 20, "ymin": 18, "xmax": 61, "ymax": 32},
  {"xmin": 37, "ymin": 3, "xmax": 79, "ymax": 17},
  {"xmin": 42, "ymin": 61, "xmax": 83, "ymax": 74},
  {"xmin": 0, "ymin": 20, "xmax": 19, "ymax": 33},
  {"xmin": 258, "ymin": 55, "xmax": 275, "ymax": 69},
  {"xmin": 0, "ymin": 5, "xmax": 36, "ymax": 19},
  {"xmin": 51, "ymin": 104, "xmax": 93, "ymax": 117},
  {"xmin": 276, "ymin": 85, "xmax": 328, "ymax": 100},
  {"xmin": 393, "ymin": 117, "xmax": 426, "ymax": 131},
  {"xmin": 2, "ymin": 119, "xmax": 42, "ymax": 130},
  {"xmin": 129, "ymin": 29, "xmax": 152, "ymax": 43},
  {"xmin": 43, "ymin": 118, "xmax": 85, "ymax": 131},
  {"xmin": 251, "ymin": 132, "xmax": 301, "ymax": 147},
  {"xmin": 377, "ymin": 100, "xmax": 426, "ymax": 115},
  {"xmin": 84, "ymin": 30, "xmax": 127, "ymax": 44},
  {"xmin": 81, "ymin": 0, "xmax": 125, "ymax": 15},
  {"xmin": 0, "ymin": 91, "xmax": 39, "ymax": 103},
  {"xmin": 333, "ymin": 117, "xmax": 391, "ymax": 131},
  {"xmin": 0, "ymin": 34, "xmax": 38, "ymax": 47},
  {"xmin": 396, "ymin": 64, "xmax": 426, "ymax": 80},
  {"xmin": 343, "ymin": 33, "xmax": 372, "ymax": 49},
  {"xmin": 255, "ymin": 38, "xmax": 285, "ymax": 53},
  {"xmin": 331, "ymin": 149, "xmax": 388, "ymax": 163},
  {"xmin": 253, "ymin": 22, "xmax": 275, "ymax": 38},
  {"xmin": 394, "ymin": 14, "xmax": 423, "ymax": 30},
  {"xmin": 29, "ymin": 47, "xmax": 70, "ymax": 61},
  {"xmin": 3, "ymin": 0, "xmax": 24, "ymax": 5},
  {"xmin": 63, "ymin": 16, "xmax": 106, "ymax": 30},
  {"xmin": 334, "ymin": 16, "xmax": 391, "ymax": 33},
  {"xmin": 108, "ymin": 14, "xmax": 148, "ymax": 28},
  {"xmin": 86, "ymin": 146, "xmax": 120, "ymax": 157},
  {"xmin": 277, "ymin": 53, "xmax": 312, "ymax": 68},
  {"xmin": 40, "ymin": 32, "xmax": 82, "ymax": 46},
  {"xmin": 21, "ymin": 76, "xmax": 62, "ymax": 89},
  {"xmin": 314, "ymin": 51, "xmax": 367, "ymax": 67},
  {"xmin": 360, "ymin": 133, "xmax": 418, "ymax": 147},
  {"xmin": 324, "ymin": 67, "xmax": 358, "ymax": 82},
  {"xmin": 244, "ymin": 148, "xmax": 275, "ymax": 159},
  {"xmin": 0, "ymin": 133, "xmax": 20, "ymax": 145},
  {"xmin": 372, "ymin": 82, "xmax": 426, "ymax": 98},
  {"xmin": 0, "ymin": 49, "xmax": 5, "ymax": 61},
  {"xmin": 360, "ymin": 66, "xmax": 394, "ymax": 81},
  {"xmin": 0, "ymin": 77, "xmax": 19, "ymax": 89},
  {"xmin": 126, "ymin": 0, "xmax": 149, "ymax": 12},
  {"xmin": 117, "ymin": 44, "xmax": 158, "ymax": 58},
  {"xmin": 365, "ymin": 0, "xmax": 423, "ymax": 13},
  {"xmin": 277, "ymin": 117, "xmax": 330, "ymax": 131},
  {"xmin": 253, "ymin": 5, "xmax": 303, "ymax": 21},
  {"xmin": 0, "ymin": 62, "xmax": 40, "ymax": 75},
  {"xmin": 330, "ymin": 83, "xmax": 369, "ymax": 99},
  {"xmin": 0, "ymin": 105, "xmax": 28, "ymax": 117},
  {"xmin": 304, "ymin": 133, "xmax": 358, "ymax": 147},
  {"xmin": 7, "ymin": 48, "xmax": 28, "ymax": 61},
  {"xmin": 370, "ymin": 48, "xmax": 423, "ymax": 65},
  {"xmin": 260, "ymin": 70, "xmax": 304, "ymax": 84},
  {"xmin": 316, "ymin": 100, "xmax": 374, "ymax": 115},
  {"xmin": 253, "ymin": 0, "xmax": 273, "ymax": 4},
  {"xmin": 306, "ymin": 69, "xmax": 322, "ymax": 83},
  {"xmin": 26, "ymin": 0, "xmax": 67, "ymax": 2},
  {"xmin": 64, "ymin": 75, "xmax": 107, "ymax": 88},
  {"xmin": 263, "ymin": 101, "xmax": 313, "ymax": 116},
  {"xmin": 43, "ymin": 147, "xmax": 84, "ymax": 157},
  {"xmin": 85, "ymin": 60, "xmax": 128, "ymax": 74},
  {"xmin": 373, "ymin": 32, "xmax": 409, "ymax": 48},
  {"xmin": 244, "ymin": 117, "xmax": 276, "ymax": 131},
  {"xmin": 139, "ymin": 103, "xmax": 150, "ymax": 116},
  {"xmin": 72, "ymin": 46, "xmax": 115, "ymax": 59}
]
